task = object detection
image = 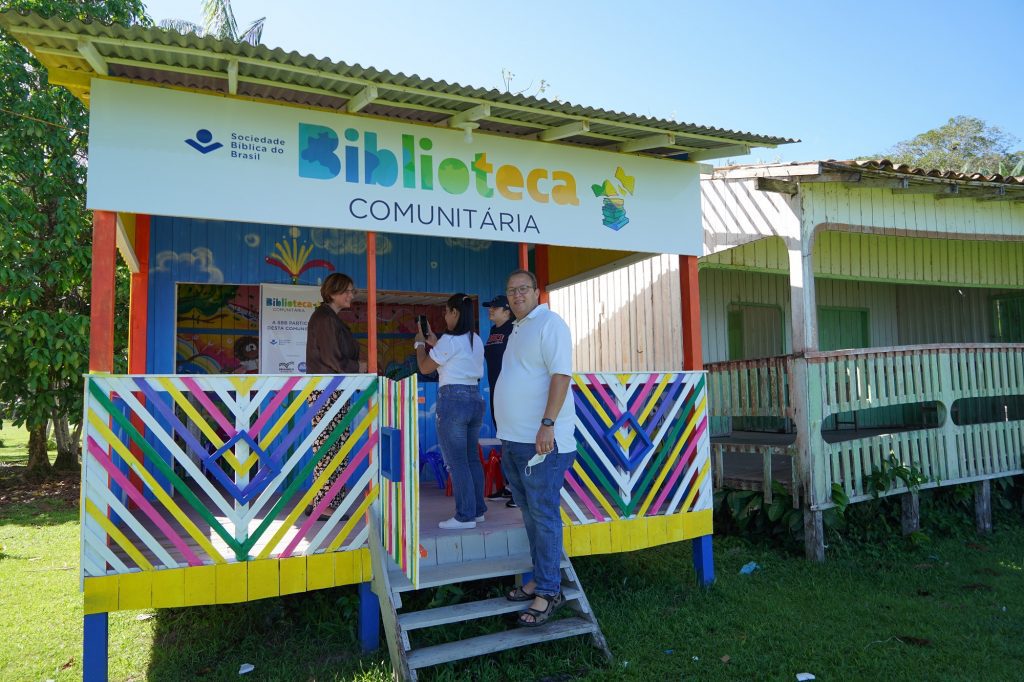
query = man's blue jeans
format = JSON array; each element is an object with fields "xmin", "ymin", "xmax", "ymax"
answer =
[
  {"xmin": 501, "ymin": 440, "xmax": 574, "ymax": 596},
  {"xmin": 436, "ymin": 384, "xmax": 486, "ymax": 522}
]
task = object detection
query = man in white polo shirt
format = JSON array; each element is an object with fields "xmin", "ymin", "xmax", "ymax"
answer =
[{"xmin": 494, "ymin": 269, "xmax": 576, "ymax": 628}]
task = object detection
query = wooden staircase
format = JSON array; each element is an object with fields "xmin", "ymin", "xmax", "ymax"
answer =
[{"xmin": 369, "ymin": 525, "xmax": 611, "ymax": 680}]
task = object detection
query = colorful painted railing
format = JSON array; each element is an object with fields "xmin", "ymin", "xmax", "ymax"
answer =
[
  {"xmin": 377, "ymin": 376, "xmax": 419, "ymax": 587},
  {"xmin": 806, "ymin": 344, "xmax": 1024, "ymax": 507},
  {"xmin": 81, "ymin": 374, "xmax": 379, "ymax": 609},
  {"xmin": 565, "ymin": 372, "xmax": 711, "ymax": 529}
]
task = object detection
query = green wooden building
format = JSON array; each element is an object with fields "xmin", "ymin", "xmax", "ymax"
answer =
[{"xmin": 551, "ymin": 160, "xmax": 1024, "ymax": 558}]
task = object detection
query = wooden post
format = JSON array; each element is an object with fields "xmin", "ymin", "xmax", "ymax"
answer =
[
  {"xmin": 518, "ymin": 243, "xmax": 529, "ymax": 271},
  {"xmin": 89, "ymin": 210, "xmax": 117, "ymax": 373},
  {"xmin": 86, "ymin": 211, "xmax": 116, "ymax": 681},
  {"xmin": 358, "ymin": 581, "xmax": 380, "ymax": 652},
  {"xmin": 974, "ymin": 479, "xmax": 993, "ymax": 534},
  {"xmin": 127, "ymin": 214, "xmax": 151, "ymax": 499},
  {"xmin": 127, "ymin": 214, "xmax": 150, "ymax": 374},
  {"xmin": 83, "ymin": 612, "xmax": 108, "ymax": 682},
  {"xmin": 901, "ymin": 491, "xmax": 920, "ymax": 535},
  {"xmin": 803, "ymin": 507, "xmax": 825, "ymax": 562},
  {"xmin": 366, "ymin": 232, "xmax": 378, "ymax": 374},
  {"xmin": 788, "ymin": 242, "xmax": 826, "ymax": 561},
  {"xmin": 679, "ymin": 255, "xmax": 702, "ymax": 371},
  {"xmin": 679, "ymin": 254, "xmax": 713, "ymax": 585},
  {"xmin": 535, "ymin": 244, "xmax": 549, "ymax": 304},
  {"xmin": 692, "ymin": 535, "xmax": 714, "ymax": 587}
]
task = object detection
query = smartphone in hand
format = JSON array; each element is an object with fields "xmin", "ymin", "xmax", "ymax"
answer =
[{"xmin": 416, "ymin": 315, "xmax": 430, "ymax": 337}]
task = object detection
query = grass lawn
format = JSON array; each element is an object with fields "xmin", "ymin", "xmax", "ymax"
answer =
[{"xmin": 1, "ymin": 424, "xmax": 1023, "ymax": 680}]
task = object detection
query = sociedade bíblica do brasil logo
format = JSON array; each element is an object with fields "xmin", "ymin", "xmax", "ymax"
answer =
[
  {"xmin": 296, "ymin": 122, "xmax": 633, "ymax": 234},
  {"xmin": 185, "ymin": 128, "xmax": 286, "ymax": 160}
]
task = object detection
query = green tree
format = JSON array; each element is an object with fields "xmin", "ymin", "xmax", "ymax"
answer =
[
  {"xmin": 882, "ymin": 115, "xmax": 1024, "ymax": 176},
  {"xmin": 159, "ymin": 0, "xmax": 265, "ymax": 46},
  {"xmin": 0, "ymin": 0, "xmax": 147, "ymax": 479}
]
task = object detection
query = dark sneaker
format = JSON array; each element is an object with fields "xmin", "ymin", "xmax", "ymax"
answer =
[
  {"xmin": 505, "ymin": 498, "xmax": 519, "ymax": 509},
  {"xmin": 487, "ymin": 487, "xmax": 511, "ymax": 500}
]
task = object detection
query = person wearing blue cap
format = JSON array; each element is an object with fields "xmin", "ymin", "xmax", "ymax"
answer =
[{"xmin": 483, "ymin": 293, "xmax": 517, "ymax": 506}]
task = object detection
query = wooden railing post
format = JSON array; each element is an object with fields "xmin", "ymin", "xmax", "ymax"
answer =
[
  {"xmin": 792, "ymin": 355, "xmax": 826, "ymax": 561},
  {"xmin": 937, "ymin": 349, "xmax": 960, "ymax": 482}
]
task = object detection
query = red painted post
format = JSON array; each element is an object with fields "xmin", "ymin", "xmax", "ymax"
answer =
[
  {"xmin": 366, "ymin": 232, "xmax": 378, "ymax": 373},
  {"xmin": 128, "ymin": 215, "xmax": 150, "ymax": 374},
  {"xmin": 90, "ymin": 211, "xmax": 117, "ymax": 373},
  {"xmin": 679, "ymin": 255, "xmax": 702, "ymax": 370},
  {"xmin": 127, "ymin": 214, "xmax": 150, "ymax": 498},
  {"xmin": 535, "ymin": 244, "xmax": 549, "ymax": 305},
  {"xmin": 518, "ymin": 243, "xmax": 529, "ymax": 271}
]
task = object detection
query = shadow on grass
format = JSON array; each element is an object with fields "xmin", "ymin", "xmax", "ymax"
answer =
[
  {"xmin": 0, "ymin": 466, "xmax": 80, "ymax": 526},
  {"xmin": 144, "ymin": 587, "xmax": 392, "ymax": 680}
]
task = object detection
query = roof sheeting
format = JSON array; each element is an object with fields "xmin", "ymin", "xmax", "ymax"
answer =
[{"xmin": 0, "ymin": 10, "xmax": 796, "ymax": 162}]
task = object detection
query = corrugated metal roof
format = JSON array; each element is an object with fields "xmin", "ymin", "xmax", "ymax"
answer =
[
  {"xmin": 0, "ymin": 9, "xmax": 797, "ymax": 162},
  {"xmin": 840, "ymin": 159, "xmax": 1024, "ymax": 186},
  {"xmin": 715, "ymin": 159, "xmax": 1024, "ymax": 190}
]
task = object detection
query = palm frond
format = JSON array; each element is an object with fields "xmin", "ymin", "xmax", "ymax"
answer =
[
  {"xmin": 201, "ymin": 0, "xmax": 238, "ymax": 41},
  {"xmin": 158, "ymin": 19, "xmax": 204, "ymax": 37},
  {"xmin": 238, "ymin": 17, "xmax": 266, "ymax": 46}
]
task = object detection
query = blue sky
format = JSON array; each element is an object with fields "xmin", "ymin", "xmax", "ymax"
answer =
[{"xmin": 143, "ymin": 0, "xmax": 1024, "ymax": 165}]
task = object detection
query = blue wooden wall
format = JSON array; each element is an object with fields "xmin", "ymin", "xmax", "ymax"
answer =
[{"xmin": 146, "ymin": 217, "xmax": 518, "ymax": 447}]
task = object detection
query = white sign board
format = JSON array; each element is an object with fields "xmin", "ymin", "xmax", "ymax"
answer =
[
  {"xmin": 87, "ymin": 80, "xmax": 702, "ymax": 255},
  {"xmin": 259, "ymin": 284, "xmax": 320, "ymax": 374}
]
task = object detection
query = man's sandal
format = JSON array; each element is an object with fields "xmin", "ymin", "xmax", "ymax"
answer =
[
  {"xmin": 516, "ymin": 592, "xmax": 565, "ymax": 627},
  {"xmin": 506, "ymin": 585, "xmax": 534, "ymax": 602}
]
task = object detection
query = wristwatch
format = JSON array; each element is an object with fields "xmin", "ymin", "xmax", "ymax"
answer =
[{"xmin": 541, "ymin": 418, "xmax": 555, "ymax": 427}]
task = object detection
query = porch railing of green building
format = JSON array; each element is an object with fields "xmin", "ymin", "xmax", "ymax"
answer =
[{"xmin": 705, "ymin": 345, "xmax": 1024, "ymax": 509}]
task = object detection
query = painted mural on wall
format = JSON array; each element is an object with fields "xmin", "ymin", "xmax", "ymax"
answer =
[{"xmin": 176, "ymin": 284, "xmax": 260, "ymax": 374}]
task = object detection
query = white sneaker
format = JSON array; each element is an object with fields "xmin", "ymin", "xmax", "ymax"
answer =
[
  {"xmin": 475, "ymin": 515, "xmax": 485, "ymax": 522},
  {"xmin": 439, "ymin": 517, "xmax": 476, "ymax": 530}
]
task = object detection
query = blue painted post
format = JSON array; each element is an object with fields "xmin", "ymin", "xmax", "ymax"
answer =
[
  {"xmin": 358, "ymin": 581, "xmax": 380, "ymax": 652},
  {"xmin": 83, "ymin": 612, "xmax": 108, "ymax": 681},
  {"xmin": 692, "ymin": 535, "xmax": 715, "ymax": 587}
]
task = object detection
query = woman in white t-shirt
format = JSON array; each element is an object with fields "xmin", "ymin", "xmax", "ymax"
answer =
[{"xmin": 414, "ymin": 294, "xmax": 487, "ymax": 530}]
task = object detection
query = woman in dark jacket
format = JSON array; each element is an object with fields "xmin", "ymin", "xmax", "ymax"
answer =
[{"xmin": 305, "ymin": 272, "xmax": 361, "ymax": 519}]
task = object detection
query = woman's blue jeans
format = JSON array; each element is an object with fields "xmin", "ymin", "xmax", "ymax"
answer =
[
  {"xmin": 436, "ymin": 384, "xmax": 486, "ymax": 522},
  {"xmin": 500, "ymin": 440, "xmax": 575, "ymax": 596}
]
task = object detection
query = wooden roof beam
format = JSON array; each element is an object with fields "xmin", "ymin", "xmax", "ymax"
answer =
[
  {"xmin": 892, "ymin": 183, "xmax": 959, "ymax": 196},
  {"xmin": 979, "ymin": 190, "xmax": 1024, "ymax": 202},
  {"xmin": 618, "ymin": 133, "xmax": 674, "ymax": 154},
  {"xmin": 226, "ymin": 58, "xmax": 238, "ymax": 95},
  {"xmin": 840, "ymin": 177, "xmax": 911, "ymax": 190},
  {"xmin": 77, "ymin": 40, "xmax": 107, "ymax": 76},
  {"xmin": 346, "ymin": 85, "xmax": 378, "ymax": 113},
  {"xmin": 538, "ymin": 120, "xmax": 589, "ymax": 142},
  {"xmin": 444, "ymin": 103, "xmax": 490, "ymax": 128},
  {"xmin": 756, "ymin": 177, "xmax": 798, "ymax": 195},
  {"xmin": 931, "ymin": 186, "xmax": 1008, "ymax": 200},
  {"xmin": 687, "ymin": 144, "xmax": 751, "ymax": 162}
]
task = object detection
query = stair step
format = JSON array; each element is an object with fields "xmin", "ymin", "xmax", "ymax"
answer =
[
  {"xmin": 398, "ymin": 587, "xmax": 584, "ymax": 631},
  {"xmin": 406, "ymin": 617, "xmax": 595, "ymax": 670},
  {"xmin": 389, "ymin": 553, "xmax": 569, "ymax": 593}
]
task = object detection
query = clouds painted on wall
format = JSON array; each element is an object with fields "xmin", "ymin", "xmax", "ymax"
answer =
[
  {"xmin": 444, "ymin": 237, "xmax": 491, "ymax": 252},
  {"xmin": 152, "ymin": 247, "xmax": 224, "ymax": 283},
  {"xmin": 309, "ymin": 228, "xmax": 392, "ymax": 256}
]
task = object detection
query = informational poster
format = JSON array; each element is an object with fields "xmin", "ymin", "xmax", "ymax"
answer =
[{"xmin": 259, "ymin": 284, "xmax": 320, "ymax": 374}]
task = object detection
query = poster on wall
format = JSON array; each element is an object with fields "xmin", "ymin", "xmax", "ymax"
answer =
[{"xmin": 260, "ymin": 283, "xmax": 320, "ymax": 374}]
